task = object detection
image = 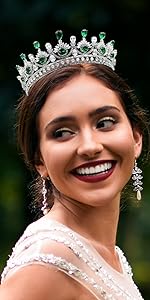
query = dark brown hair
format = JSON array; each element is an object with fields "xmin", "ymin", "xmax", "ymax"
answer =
[{"xmin": 16, "ymin": 64, "xmax": 150, "ymax": 213}]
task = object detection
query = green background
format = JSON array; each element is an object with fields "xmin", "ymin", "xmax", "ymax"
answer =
[{"xmin": 0, "ymin": 0, "xmax": 150, "ymax": 298}]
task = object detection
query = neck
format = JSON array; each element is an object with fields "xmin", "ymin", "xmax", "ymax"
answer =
[{"xmin": 49, "ymin": 195, "xmax": 120, "ymax": 251}]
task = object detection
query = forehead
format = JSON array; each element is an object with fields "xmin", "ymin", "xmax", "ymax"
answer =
[{"xmin": 38, "ymin": 74, "xmax": 124, "ymax": 124}]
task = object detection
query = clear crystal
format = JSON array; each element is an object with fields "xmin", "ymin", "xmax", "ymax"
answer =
[
  {"xmin": 93, "ymin": 49, "xmax": 97, "ymax": 56},
  {"xmin": 91, "ymin": 36, "xmax": 97, "ymax": 44},
  {"xmin": 16, "ymin": 65, "xmax": 21, "ymax": 72},
  {"xmin": 28, "ymin": 54, "xmax": 34, "ymax": 62},
  {"xmin": 72, "ymin": 49, "xmax": 77, "ymax": 56},
  {"xmin": 45, "ymin": 43, "xmax": 52, "ymax": 52},
  {"xmin": 113, "ymin": 49, "xmax": 117, "ymax": 57},
  {"xmin": 50, "ymin": 55, "xmax": 56, "ymax": 62},
  {"xmin": 110, "ymin": 40, "xmax": 115, "ymax": 46},
  {"xmin": 70, "ymin": 35, "xmax": 76, "ymax": 44}
]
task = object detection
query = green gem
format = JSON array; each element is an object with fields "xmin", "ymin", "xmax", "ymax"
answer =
[
  {"xmin": 80, "ymin": 45, "xmax": 89, "ymax": 53},
  {"xmin": 99, "ymin": 47, "xmax": 106, "ymax": 55},
  {"xmin": 58, "ymin": 48, "xmax": 68, "ymax": 56},
  {"xmin": 38, "ymin": 56, "xmax": 47, "ymax": 64},
  {"xmin": 81, "ymin": 29, "xmax": 88, "ymax": 38},
  {"xmin": 26, "ymin": 66, "xmax": 32, "ymax": 75},
  {"xmin": 99, "ymin": 32, "xmax": 106, "ymax": 40},
  {"xmin": 33, "ymin": 41, "xmax": 40, "ymax": 49},
  {"xmin": 55, "ymin": 30, "xmax": 63, "ymax": 40},
  {"xmin": 20, "ymin": 53, "xmax": 26, "ymax": 61}
]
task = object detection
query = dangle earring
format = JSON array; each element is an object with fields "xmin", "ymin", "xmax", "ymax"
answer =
[
  {"xmin": 41, "ymin": 176, "xmax": 49, "ymax": 215},
  {"xmin": 132, "ymin": 160, "xmax": 143, "ymax": 200}
]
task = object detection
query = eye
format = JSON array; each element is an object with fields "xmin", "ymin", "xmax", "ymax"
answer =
[
  {"xmin": 96, "ymin": 116, "xmax": 116, "ymax": 130},
  {"xmin": 52, "ymin": 127, "xmax": 75, "ymax": 139}
]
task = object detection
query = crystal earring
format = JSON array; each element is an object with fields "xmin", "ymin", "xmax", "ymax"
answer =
[
  {"xmin": 41, "ymin": 176, "xmax": 49, "ymax": 215},
  {"xmin": 132, "ymin": 160, "xmax": 143, "ymax": 200}
]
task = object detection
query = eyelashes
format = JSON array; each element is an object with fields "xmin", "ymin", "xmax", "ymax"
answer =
[
  {"xmin": 96, "ymin": 116, "xmax": 116, "ymax": 129},
  {"xmin": 50, "ymin": 116, "xmax": 117, "ymax": 140},
  {"xmin": 52, "ymin": 127, "xmax": 75, "ymax": 139}
]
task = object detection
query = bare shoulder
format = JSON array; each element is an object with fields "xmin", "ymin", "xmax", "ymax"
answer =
[{"xmin": 0, "ymin": 264, "xmax": 76, "ymax": 300}]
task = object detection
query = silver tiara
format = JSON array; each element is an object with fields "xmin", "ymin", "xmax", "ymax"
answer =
[{"xmin": 16, "ymin": 29, "xmax": 117, "ymax": 95}]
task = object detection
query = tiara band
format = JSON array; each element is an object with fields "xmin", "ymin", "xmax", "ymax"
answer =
[{"xmin": 16, "ymin": 29, "xmax": 117, "ymax": 95}]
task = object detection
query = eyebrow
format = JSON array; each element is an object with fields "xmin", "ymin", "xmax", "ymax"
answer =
[{"xmin": 45, "ymin": 105, "xmax": 120, "ymax": 131}]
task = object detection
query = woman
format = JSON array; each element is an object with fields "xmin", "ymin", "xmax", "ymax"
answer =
[{"xmin": 0, "ymin": 29, "xmax": 149, "ymax": 299}]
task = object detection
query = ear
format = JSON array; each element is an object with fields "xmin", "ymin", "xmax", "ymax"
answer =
[
  {"xmin": 133, "ymin": 127, "xmax": 143, "ymax": 159},
  {"xmin": 34, "ymin": 152, "xmax": 49, "ymax": 178}
]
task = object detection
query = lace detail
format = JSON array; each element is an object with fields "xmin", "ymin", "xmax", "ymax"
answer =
[
  {"xmin": 2, "ymin": 253, "xmax": 111, "ymax": 300},
  {"xmin": 1, "ymin": 219, "xmax": 144, "ymax": 300}
]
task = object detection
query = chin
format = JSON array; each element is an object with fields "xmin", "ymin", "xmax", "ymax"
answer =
[{"xmin": 68, "ymin": 190, "xmax": 120, "ymax": 208}]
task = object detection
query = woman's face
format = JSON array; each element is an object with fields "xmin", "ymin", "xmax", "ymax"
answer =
[{"xmin": 36, "ymin": 74, "xmax": 142, "ymax": 207}]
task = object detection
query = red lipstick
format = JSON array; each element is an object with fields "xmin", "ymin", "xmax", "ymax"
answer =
[{"xmin": 72, "ymin": 160, "xmax": 116, "ymax": 183}]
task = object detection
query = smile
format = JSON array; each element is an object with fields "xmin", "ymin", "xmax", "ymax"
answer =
[
  {"xmin": 72, "ymin": 160, "xmax": 116, "ymax": 183},
  {"xmin": 76, "ymin": 162, "xmax": 112, "ymax": 175}
]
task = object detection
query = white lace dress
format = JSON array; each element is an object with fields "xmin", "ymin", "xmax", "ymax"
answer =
[{"xmin": 1, "ymin": 218, "xmax": 144, "ymax": 300}]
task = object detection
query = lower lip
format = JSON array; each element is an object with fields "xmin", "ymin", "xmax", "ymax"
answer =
[{"xmin": 72, "ymin": 166, "xmax": 115, "ymax": 183}]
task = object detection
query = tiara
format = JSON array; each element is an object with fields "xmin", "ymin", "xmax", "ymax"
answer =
[{"xmin": 16, "ymin": 29, "xmax": 117, "ymax": 95}]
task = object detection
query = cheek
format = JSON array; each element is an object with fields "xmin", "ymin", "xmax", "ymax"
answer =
[
  {"xmin": 108, "ymin": 127, "xmax": 136, "ymax": 161},
  {"xmin": 106, "ymin": 129, "xmax": 136, "ymax": 186},
  {"xmin": 41, "ymin": 141, "xmax": 73, "ymax": 176}
]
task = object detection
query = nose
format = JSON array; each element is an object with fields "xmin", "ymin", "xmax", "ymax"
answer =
[{"xmin": 77, "ymin": 131, "xmax": 103, "ymax": 158}]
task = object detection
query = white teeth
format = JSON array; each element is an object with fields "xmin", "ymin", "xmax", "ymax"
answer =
[
  {"xmin": 85, "ymin": 167, "xmax": 90, "ymax": 175},
  {"xmin": 76, "ymin": 162, "xmax": 112, "ymax": 175},
  {"xmin": 95, "ymin": 165, "xmax": 100, "ymax": 173},
  {"xmin": 89, "ymin": 167, "xmax": 95, "ymax": 173}
]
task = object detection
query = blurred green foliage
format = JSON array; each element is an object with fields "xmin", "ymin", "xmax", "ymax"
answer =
[{"xmin": 0, "ymin": 0, "xmax": 150, "ymax": 298}]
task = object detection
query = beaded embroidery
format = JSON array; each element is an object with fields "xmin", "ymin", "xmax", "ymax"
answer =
[{"xmin": 1, "ymin": 220, "xmax": 144, "ymax": 300}]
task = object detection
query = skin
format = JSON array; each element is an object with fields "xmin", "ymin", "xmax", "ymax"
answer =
[
  {"xmin": 0, "ymin": 74, "xmax": 142, "ymax": 300},
  {"xmin": 36, "ymin": 74, "xmax": 142, "ymax": 267}
]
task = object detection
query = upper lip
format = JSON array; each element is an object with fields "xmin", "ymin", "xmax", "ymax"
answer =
[{"xmin": 71, "ymin": 160, "xmax": 116, "ymax": 172}]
